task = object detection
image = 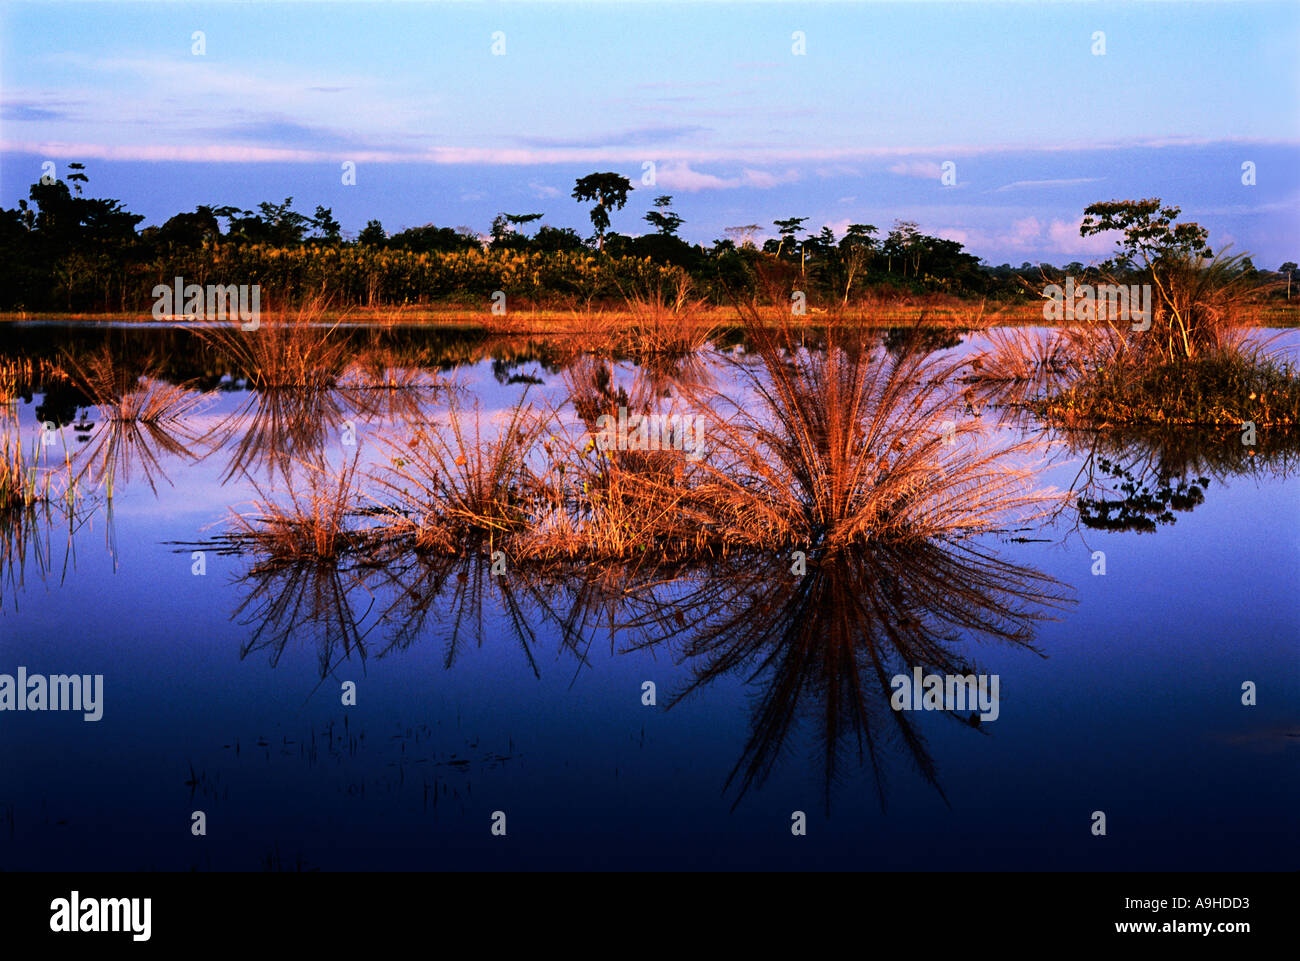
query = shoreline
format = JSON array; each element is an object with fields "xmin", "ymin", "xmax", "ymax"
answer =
[{"xmin": 5, "ymin": 304, "xmax": 1299, "ymax": 328}]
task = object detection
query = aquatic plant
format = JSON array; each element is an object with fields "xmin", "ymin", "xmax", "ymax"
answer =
[
  {"xmin": 614, "ymin": 272, "xmax": 720, "ymax": 356},
  {"xmin": 373, "ymin": 392, "xmax": 550, "ymax": 552},
  {"xmin": 227, "ymin": 453, "xmax": 375, "ymax": 565},
  {"xmin": 1, "ymin": 431, "xmax": 76, "ymax": 513},
  {"xmin": 1037, "ymin": 349, "xmax": 1300, "ymax": 428},
  {"xmin": 63, "ymin": 347, "xmax": 211, "ymax": 494},
  {"xmin": 196, "ymin": 295, "xmax": 349, "ymax": 391},
  {"xmin": 668, "ymin": 307, "xmax": 1058, "ymax": 553}
]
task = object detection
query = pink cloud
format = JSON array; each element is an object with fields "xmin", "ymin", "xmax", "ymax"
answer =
[
  {"xmin": 888, "ymin": 160, "xmax": 943, "ymax": 179},
  {"xmin": 654, "ymin": 161, "xmax": 798, "ymax": 192},
  {"xmin": 1047, "ymin": 217, "xmax": 1120, "ymax": 255}
]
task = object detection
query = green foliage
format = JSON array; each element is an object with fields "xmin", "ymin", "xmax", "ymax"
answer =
[
  {"xmin": 571, "ymin": 172, "xmax": 633, "ymax": 250},
  {"xmin": 385, "ymin": 224, "xmax": 481, "ymax": 255},
  {"xmin": 1037, "ymin": 351, "xmax": 1300, "ymax": 427},
  {"xmin": 1080, "ymin": 198, "xmax": 1211, "ymax": 270},
  {"xmin": 2, "ymin": 170, "xmax": 1287, "ymax": 313},
  {"xmin": 357, "ymin": 219, "xmax": 387, "ymax": 247},
  {"xmin": 644, "ymin": 195, "xmax": 683, "ymax": 237}
]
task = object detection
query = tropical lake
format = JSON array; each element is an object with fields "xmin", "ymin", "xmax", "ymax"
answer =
[{"xmin": 1, "ymin": 321, "xmax": 1296, "ymax": 871}]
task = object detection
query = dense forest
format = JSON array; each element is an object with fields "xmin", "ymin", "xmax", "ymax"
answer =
[{"xmin": 1, "ymin": 165, "xmax": 1293, "ymax": 312}]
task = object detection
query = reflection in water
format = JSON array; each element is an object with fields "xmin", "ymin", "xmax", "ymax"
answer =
[
  {"xmin": 73, "ymin": 383, "xmax": 210, "ymax": 495},
  {"xmin": 620, "ymin": 541, "xmax": 1069, "ymax": 811},
  {"xmin": 198, "ymin": 321, "xmax": 448, "ymax": 483},
  {"xmin": 212, "ymin": 385, "xmax": 348, "ymax": 483},
  {"xmin": 209, "ymin": 321, "xmax": 1075, "ymax": 809},
  {"xmin": 5, "ymin": 322, "xmax": 1297, "ymax": 868},
  {"xmin": 1064, "ymin": 425, "xmax": 1300, "ymax": 532},
  {"xmin": 234, "ymin": 559, "xmax": 374, "ymax": 680},
  {"xmin": 961, "ymin": 326, "xmax": 1078, "ymax": 413},
  {"xmin": 63, "ymin": 348, "xmax": 212, "ymax": 495},
  {"xmin": 0, "ymin": 497, "xmax": 99, "ymax": 612},
  {"xmin": 209, "ymin": 368, "xmax": 448, "ymax": 484},
  {"xmin": 634, "ymin": 348, "xmax": 717, "ymax": 407},
  {"xmin": 230, "ymin": 547, "xmax": 622, "ymax": 683},
  {"xmin": 369, "ymin": 551, "xmax": 571, "ymax": 675},
  {"xmin": 221, "ymin": 527, "xmax": 1069, "ymax": 811}
]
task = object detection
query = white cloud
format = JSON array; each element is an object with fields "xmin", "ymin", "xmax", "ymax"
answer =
[
  {"xmin": 888, "ymin": 160, "xmax": 943, "ymax": 179},
  {"xmin": 1, "ymin": 140, "xmax": 330, "ymax": 163},
  {"xmin": 739, "ymin": 167, "xmax": 799, "ymax": 189},
  {"xmin": 1008, "ymin": 216, "xmax": 1043, "ymax": 248},
  {"xmin": 653, "ymin": 161, "xmax": 798, "ymax": 192},
  {"xmin": 995, "ymin": 177, "xmax": 1103, "ymax": 192},
  {"xmin": 4, "ymin": 131, "xmax": 1294, "ymax": 167},
  {"xmin": 1047, "ymin": 217, "xmax": 1119, "ymax": 255},
  {"xmin": 654, "ymin": 162, "xmax": 736, "ymax": 191},
  {"xmin": 925, "ymin": 215, "xmax": 1118, "ymax": 260}
]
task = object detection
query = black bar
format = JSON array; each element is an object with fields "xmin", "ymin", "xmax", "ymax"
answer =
[{"xmin": 1, "ymin": 871, "xmax": 1290, "ymax": 948}]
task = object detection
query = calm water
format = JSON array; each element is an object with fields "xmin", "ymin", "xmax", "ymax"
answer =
[{"xmin": 1, "ymin": 324, "xmax": 1297, "ymax": 871}]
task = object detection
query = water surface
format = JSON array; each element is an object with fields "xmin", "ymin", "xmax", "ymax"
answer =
[{"xmin": 1, "ymin": 323, "xmax": 1296, "ymax": 870}]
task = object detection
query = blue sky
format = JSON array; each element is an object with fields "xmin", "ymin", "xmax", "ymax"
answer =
[{"xmin": 2, "ymin": 1, "xmax": 1297, "ymax": 265}]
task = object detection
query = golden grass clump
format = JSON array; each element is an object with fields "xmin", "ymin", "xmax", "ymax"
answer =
[
  {"xmin": 199, "ymin": 297, "xmax": 362, "ymax": 482},
  {"xmin": 197, "ymin": 295, "xmax": 350, "ymax": 391},
  {"xmin": 1, "ymin": 356, "xmax": 65, "ymax": 409},
  {"xmin": 353, "ymin": 311, "xmax": 1059, "ymax": 564},
  {"xmin": 669, "ymin": 307, "xmax": 1058, "ymax": 554},
  {"xmin": 64, "ymin": 348, "xmax": 204, "ymax": 423},
  {"xmin": 1142, "ymin": 250, "xmax": 1261, "ymax": 363},
  {"xmin": 607, "ymin": 273, "xmax": 720, "ymax": 356},
  {"xmin": 1, "ymin": 433, "xmax": 45, "ymax": 512},
  {"xmin": 228, "ymin": 454, "xmax": 374, "ymax": 567},
  {"xmin": 961, "ymin": 326, "xmax": 1081, "ymax": 410},
  {"xmin": 224, "ymin": 305, "xmax": 1060, "ymax": 569},
  {"xmin": 373, "ymin": 392, "xmax": 550, "ymax": 553}
]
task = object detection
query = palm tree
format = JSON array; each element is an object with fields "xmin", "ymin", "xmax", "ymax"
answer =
[{"xmin": 1281, "ymin": 262, "xmax": 1297, "ymax": 301}]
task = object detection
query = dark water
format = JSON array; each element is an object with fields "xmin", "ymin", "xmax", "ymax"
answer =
[{"xmin": 1, "ymin": 324, "xmax": 1296, "ymax": 871}]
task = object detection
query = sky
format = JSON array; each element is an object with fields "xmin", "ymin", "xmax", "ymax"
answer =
[{"xmin": 2, "ymin": 0, "xmax": 1298, "ymax": 266}]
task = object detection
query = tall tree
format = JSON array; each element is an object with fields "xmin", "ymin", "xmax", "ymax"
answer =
[
  {"xmin": 66, "ymin": 162, "xmax": 88, "ymax": 197},
  {"xmin": 644, "ymin": 195, "xmax": 683, "ymax": 236},
  {"xmin": 884, "ymin": 220, "xmax": 920, "ymax": 275},
  {"xmin": 1280, "ymin": 261, "xmax": 1296, "ymax": 301},
  {"xmin": 842, "ymin": 223, "xmax": 877, "ymax": 250},
  {"xmin": 312, "ymin": 205, "xmax": 342, "ymax": 243},
  {"xmin": 723, "ymin": 224, "xmax": 762, "ymax": 249},
  {"xmin": 505, "ymin": 212, "xmax": 543, "ymax": 232},
  {"xmin": 572, "ymin": 172, "xmax": 633, "ymax": 251},
  {"xmin": 358, "ymin": 219, "xmax": 387, "ymax": 247},
  {"xmin": 772, "ymin": 216, "xmax": 807, "ymax": 258},
  {"xmin": 491, "ymin": 212, "xmax": 543, "ymax": 244},
  {"xmin": 1080, "ymin": 198, "xmax": 1211, "ymax": 269},
  {"xmin": 839, "ymin": 224, "xmax": 877, "ymax": 305},
  {"xmin": 156, "ymin": 206, "xmax": 222, "ymax": 249}
]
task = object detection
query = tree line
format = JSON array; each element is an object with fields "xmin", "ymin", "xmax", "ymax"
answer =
[{"xmin": 1, "ymin": 165, "xmax": 1292, "ymax": 312}]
